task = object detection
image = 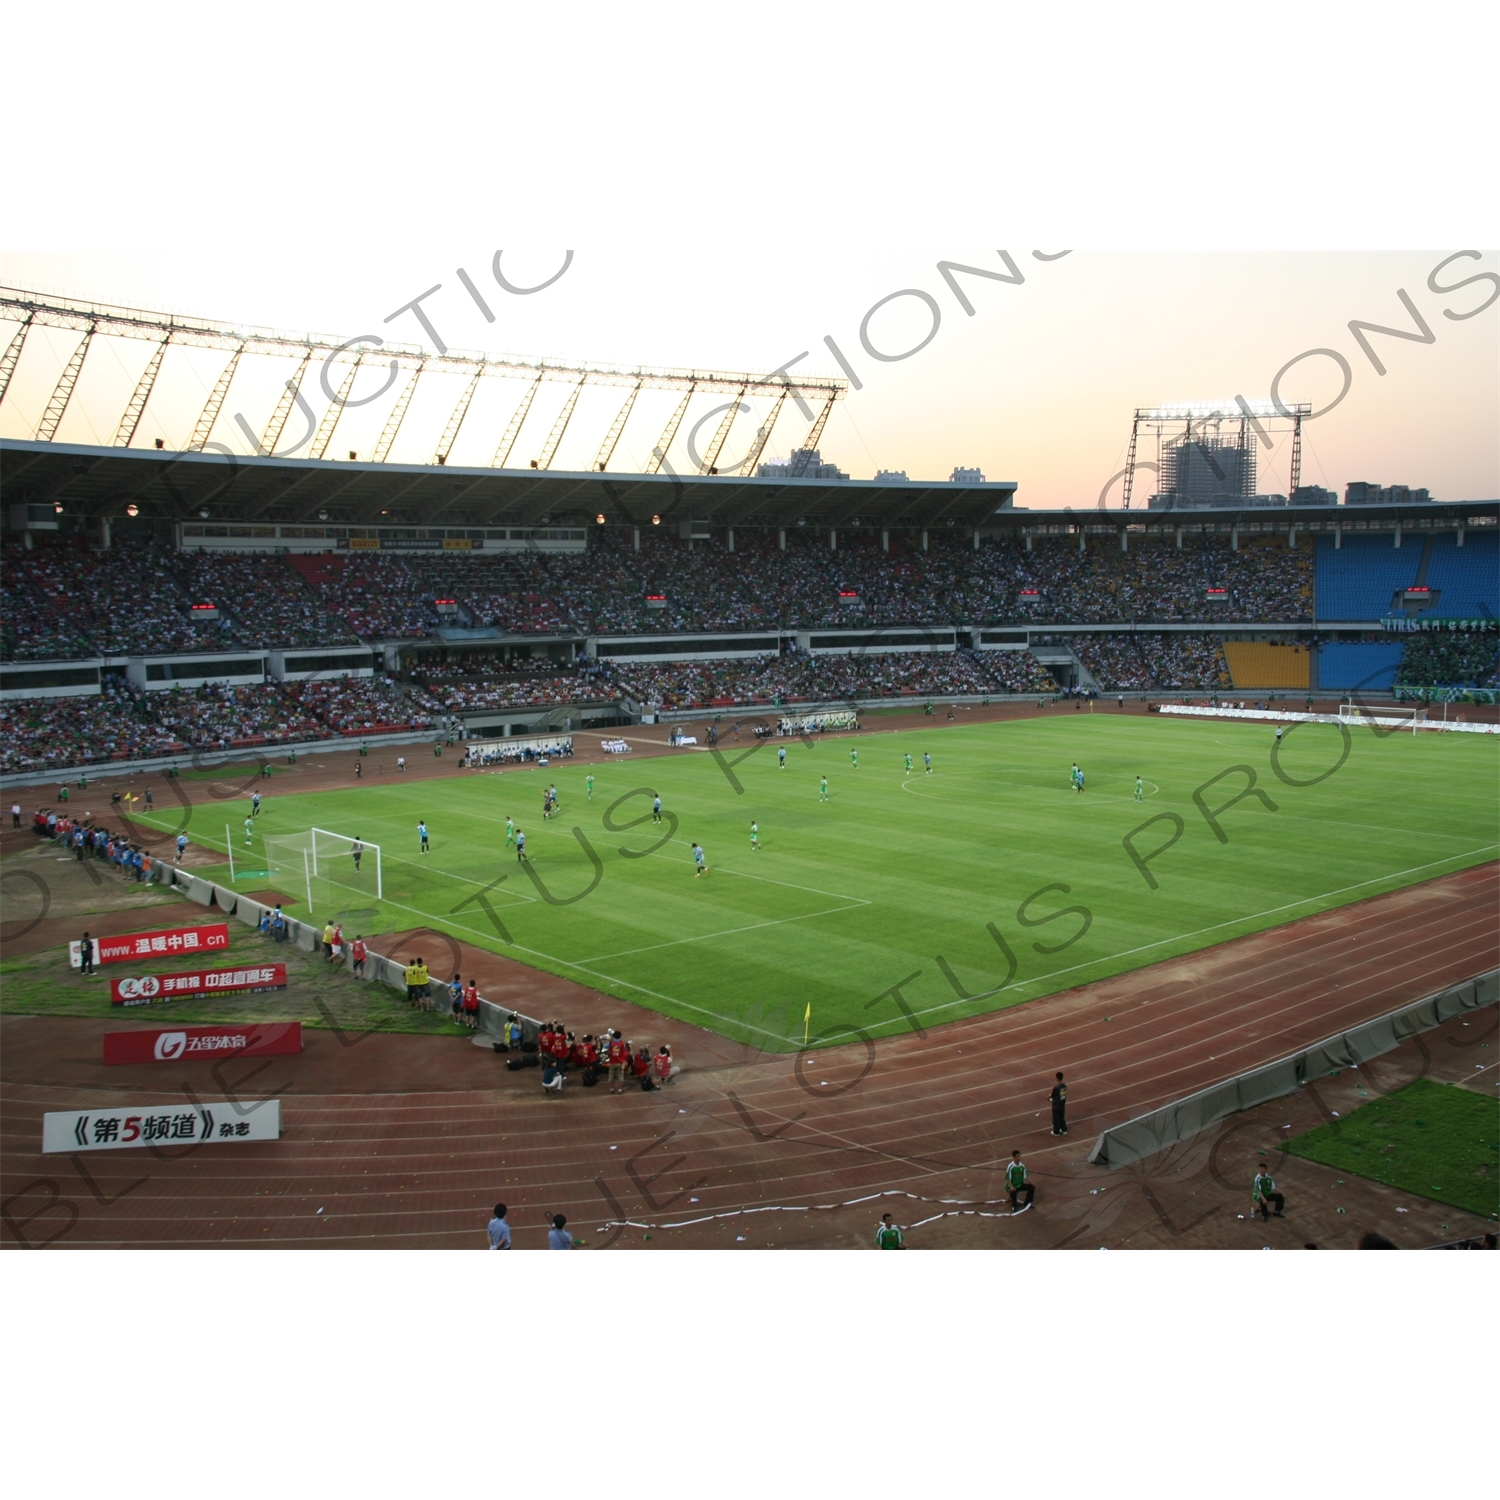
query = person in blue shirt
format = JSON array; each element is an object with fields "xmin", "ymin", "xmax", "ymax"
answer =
[
  {"xmin": 176, "ymin": 832, "xmax": 188, "ymax": 862},
  {"xmin": 417, "ymin": 820, "xmax": 430, "ymax": 853},
  {"xmin": 548, "ymin": 1214, "xmax": 573, "ymax": 1249},
  {"xmin": 515, "ymin": 829, "xmax": 527, "ymax": 862},
  {"xmin": 487, "ymin": 1204, "xmax": 512, "ymax": 1249}
]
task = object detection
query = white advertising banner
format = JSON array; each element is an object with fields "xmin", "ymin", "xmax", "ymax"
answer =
[{"xmin": 42, "ymin": 1099, "xmax": 282, "ymax": 1154}]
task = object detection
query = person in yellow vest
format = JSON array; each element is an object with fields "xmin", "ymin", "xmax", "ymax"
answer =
[
  {"xmin": 322, "ymin": 922, "xmax": 336, "ymax": 962},
  {"xmin": 412, "ymin": 957, "xmax": 431, "ymax": 1010},
  {"xmin": 403, "ymin": 958, "xmax": 422, "ymax": 1007}
]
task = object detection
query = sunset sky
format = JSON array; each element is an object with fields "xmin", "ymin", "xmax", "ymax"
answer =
[{"xmin": 2, "ymin": 249, "xmax": 1495, "ymax": 508}]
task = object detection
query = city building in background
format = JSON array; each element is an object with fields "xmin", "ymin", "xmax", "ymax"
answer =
[{"xmin": 1347, "ymin": 481, "xmax": 1432, "ymax": 505}]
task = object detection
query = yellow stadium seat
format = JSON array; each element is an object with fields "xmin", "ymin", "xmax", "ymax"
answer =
[{"xmin": 1224, "ymin": 642, "xmax": 1310, "ymax": 690}]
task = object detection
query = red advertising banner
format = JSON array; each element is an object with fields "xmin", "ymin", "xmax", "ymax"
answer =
[
  {"xmin": 110, "ymin": 962, "xmax": 287, "ymax": 1006},
  {"xmin": 102, "ymin": 1022, "xmax": 303, "ymax": 1065},
  {"xmin": 81, "ymin": 924, "xmax": 232, "ymax": 967}
]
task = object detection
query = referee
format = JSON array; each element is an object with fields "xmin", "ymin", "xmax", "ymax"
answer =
[{"xmin": 1050, "ymin": 1071, "xmax": 1068, "ymax": 1136}]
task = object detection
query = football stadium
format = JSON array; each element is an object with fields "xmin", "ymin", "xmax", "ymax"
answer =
[{"xmin": 2, "ymin": 284, "xmax": 1497, "ymax": 1253}]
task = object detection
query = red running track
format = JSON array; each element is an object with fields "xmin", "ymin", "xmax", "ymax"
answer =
[{"xmin": 2, "ymin": 863, "xmax": 1495, "ymax": 1249}]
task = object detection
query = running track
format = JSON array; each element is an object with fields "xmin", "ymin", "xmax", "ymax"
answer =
[{"xmin": 2, "ymin": 862, "xmax": 1495, "ymax": 1249}]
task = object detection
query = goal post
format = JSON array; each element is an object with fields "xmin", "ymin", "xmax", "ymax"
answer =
[
  {"xmin": 264, "ymin": 830, "xmax": 383, "ymax": 920},
  {"xmin": 1336, "ymin": 703, "xmax": 1419, "ymax": 734},
  {"xmin": 311, "ymin": 827, "xmax": 384, "ymax": 901}
]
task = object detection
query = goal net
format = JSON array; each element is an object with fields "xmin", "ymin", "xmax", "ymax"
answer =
[
  {"xmin": 1337, "ymin": 703, "xmax": 1420, "ymax": 733},
  {"xmin": 262, "ymin": 829, "xmax": 384, "ymax": 919}
]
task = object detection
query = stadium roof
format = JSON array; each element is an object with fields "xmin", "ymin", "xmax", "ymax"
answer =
[
  {"xmin": 0, "ymin": 439, "xmax": 1020, "ymax": 532},
  {"xmin": 3, "ymin": 439, "xmax": 1494, "ymax": 538}
]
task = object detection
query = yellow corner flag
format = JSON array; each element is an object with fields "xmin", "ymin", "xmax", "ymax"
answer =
[{"xmin": 803, "ymin": 1001, "xmax": 811, "ymax": 1045}]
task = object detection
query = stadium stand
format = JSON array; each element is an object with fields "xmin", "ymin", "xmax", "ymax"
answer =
[
  {"xmin": 610, "ymin": 650, "xmax": 1056, "ymax": 710},
  {"xmin": 1, "ymin": 532, "xmax": 1319, "ymax": 660},
  {"xmin": 1314, "ymin": 534, "xmax": 1417, "ymax": 620},
  {"xmin": 8, "ymin": 524, "xmax": 1485, "ymax": 779},
  {"xmin": 1223, "ymin": 642, "xmax": 1312, "ymax": 690},
  {"xmin": 0, "ymin": 678, "xmax": 438, "ymax": 774},
  {"xmin": 1317, "ymin": 641, "xmax": 1406, "ymax": 691},
  {"xmin": 1395, "ymin": 633, "xmax": 1500, "ymax": 687},
  {"xmin": 1418, "ymin": 533, "xmax": 1499, "ymax": 620},
  {"xmin": 1069, "ymin": 633, "xmax": 1228, "ymax": 691}
]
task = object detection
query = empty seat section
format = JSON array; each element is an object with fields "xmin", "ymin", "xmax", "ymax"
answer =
[
  {"xmin": 1223, "ymin": 642, "xmax": 1311, "ymax": 689},
  {"xmin": 1317, "ymin": 641, "xmax": 1405, "ymax": 690},
  {"xmin": 1315, "ymin": 533, "xmax": 1417, "ymax": 620}
]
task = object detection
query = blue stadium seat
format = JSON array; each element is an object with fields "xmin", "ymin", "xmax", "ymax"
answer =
[
  {"xmin": 1416, "ymin": 532, "xmax": 1499, "ymax": 620},
  {"xmin": 1317, "ymin": 641, "xmax": 1405, "ymax": 690},
  {"xmin": 1315, "ymin": 533, "xmax": 1419, "ymax": 620}
]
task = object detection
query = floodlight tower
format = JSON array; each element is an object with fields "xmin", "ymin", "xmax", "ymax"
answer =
[{"xmin": 1120, "ymin": 399, "xmax": 1310, "ymax": 508}]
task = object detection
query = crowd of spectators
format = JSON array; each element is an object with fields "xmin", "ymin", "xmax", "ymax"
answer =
[
  {"xmin": 27, "ymin": 806, "xmax": 173, "ymax": 888},
  {"xmin": 316, "ymin": 555, "xmax": 441, "ymax": 639},
  {"xmin": 1, "ymin": 542, "xmax": 236, "ymax": 659},
  {"xmin": 364, "ymin": 531, "xmax": 1311, "ymax": 636},
  {"xmin": 1395, "ymin": 633, "xmax": 1500, "ymax": 687},
  {"xmin": 0, "ymin": 542, "xmax": 358, "ymax": 659},
  {"xmin": 609, "ymin": 649, "xmax": 1056, "ymax": 710},
  {"xmin": 3, "ymin": 533, "xmax": 1316, "ymax": 663},
  {"xmin": 407, "ymin": 653, "xmax": 608, "ymax": 712},
  {"xmin": 0, "ymin": 675, "xmax": 439, "ymax": 774},
  {"xmin": 1069, "ymin": 634, "xmax": 1230, "ymax": 691},
  {"xmin": 948, "ymin": 535, "xmax": 1311, "ymax": 628},
  {"xmin": 283, "ymin": 675, "xmax": 439, "ymax": 732},
  {"xmin": 175, "ymin": 551, "xmax": 359, "ymax": 649}
]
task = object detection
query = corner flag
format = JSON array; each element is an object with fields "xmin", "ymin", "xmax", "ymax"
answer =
[{"xmin": 803, "ymin": 1001, "xmax": 811, "ymax": 1046}]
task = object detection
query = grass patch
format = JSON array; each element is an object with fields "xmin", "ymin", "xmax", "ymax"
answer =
[
  {"xmin": 0, "ymin": 932, "xmax": 466, "ymax": 1039},
  {"xmin": 1285, "ymin": 1078, "xmax": 1499, "ymax": 1219},
  {"xmin": 121, "ymin": 715, "xmax": 1498, "ymax": 1048}
]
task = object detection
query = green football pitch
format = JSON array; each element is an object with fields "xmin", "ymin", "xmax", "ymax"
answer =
[{"xmin": 138, "ymin": 715, "xmax": 1499, "ymax": 1050}]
